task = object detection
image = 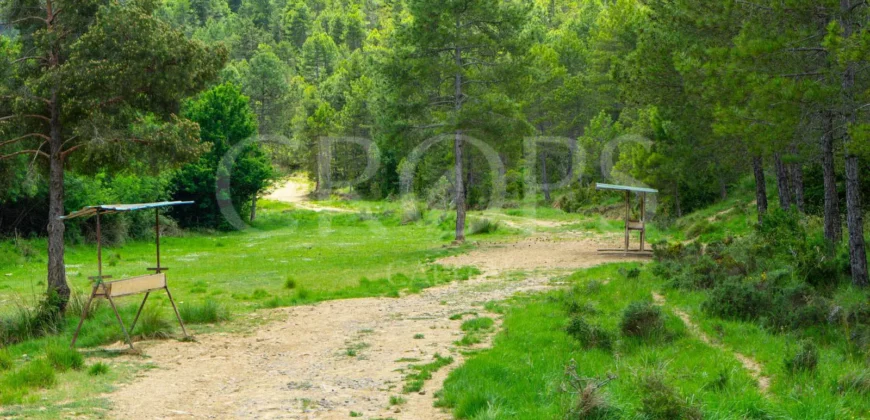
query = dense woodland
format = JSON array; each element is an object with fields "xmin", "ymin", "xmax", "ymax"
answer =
[{"xmin": 1, "ymin": 0, "xmax": 870, "ymax": 310}]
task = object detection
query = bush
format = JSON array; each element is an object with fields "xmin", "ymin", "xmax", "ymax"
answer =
[
  {"xmin": 0, "ymin": 350, "xmax": 13, "ymax": 371},
  {"xmin": 179, "ymin": 301, "xmax": 230, "ymax": 324},
  {"xmin": 134, "ymin": 309, "xmax": 174, "ymax": 339},
  {"xmin": 563, "ymin": 360, "xmax": 620, "ymax": 420},
  {"xmin": 88, "ymin": 362, "xmax": 110, "ymax": 376},
  {"xmin": 401, "ymin": 204, "xmax": 423, "ymax": 225},
  {"xmin": 837, "ymin": 370, "xmax": 870, "ymax": 395},
  {"xmin": 2, "ymin": 359, "xmax": 56, "ymax": 390},
  {"xmin": 46, "ymin": 344, "xmax": 84, "ymax": 372},
  {"xmin": 620, "ymin": 302, "xmax": 664, "ymax": 338},
  {"xmin": 702, "ymin": 281, "xmax": 770, "ymax": 322},
  {"xmin": 639, "ymin": 376, "xmax": 703, "ymax": 420},
  {"xmin": 784, "ymin": 341, "xmax": 819, "ymax": 374},
  {"xmin": 284, "ymin": 277, "xmax": 297, "ymax": 289},
  {"xmin": 470, "ymin": 218, "xmax": 499, "ymax": 235},
  {"xmin": 566, "ymin": 317, "xmax": 614, "ymax": 350}
]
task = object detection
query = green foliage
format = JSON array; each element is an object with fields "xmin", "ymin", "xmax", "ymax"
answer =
[
  {"xmin": 469, "ymin": 219, "xmax": 499, "ymax": 235},
  {"xmin": 1, "ymin": 359, "xmax": 56, "ymax": 392},
  {"xmin": 619, "ymin": 302, "xmax": 664, "ymax": 339},
  {"xmin": 171, "ymin": 82, "xmax": 275, "ymax": 229},
  {"xmin": 460, "ymin": 317, "xmax": 494, "ymax": 332},
  {"xmin": 566, "ymin": 316, "xmax": 613, "ymax": 350},
  {"xmin": 639, "ymin": 376, "xmax": 703, "ymax": 420},
  {"xmin": 134, "ymin": 309, "xmax": 175, "ymax": 340},
  {"xmin": 87, "ymin": 362, "xmax": 110, "ymax": 376},
  {"xmin": 402, "ymin": 354, "xmax": 453, "ymax": 393},
  {"xmin": 45, "ymin": 344, "xmax": 84, "ymax": 372},
  {"xmin": 0, "ymin": 350, "xmax": 13, "ymax": 371},
  {"xmin": 179, "ymin": 301, "xmax": 230, "ymax": 324},
  {"xmin": 784, "ymin": 342, "xmax": 819, "ymax": 374}
]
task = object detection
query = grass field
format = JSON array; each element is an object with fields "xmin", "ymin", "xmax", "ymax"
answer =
[{"xmin": 437, "ymin": 264, "xmax": 870, "ymax": 419}]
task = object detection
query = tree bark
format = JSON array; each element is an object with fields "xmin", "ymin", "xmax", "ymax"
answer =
[
  {"xmin": 250, "ymin": 194, "xmax": 257, "ymax": 222},
  {"xmin": 821, "ymin": 113, "xmax": 841, "ymax": 242},
  {"xmin": 540, "ymin": 149, "xmax": 551, "ymax": 202},
  {"xmin": 47, "ymin": 90, "xmax": 69, "ymax": 310},
  {"xmin": 840, "ymin": 0, "xmax": 868, "ymax": 287},
  {"xmin": 752, "ymin": 155, "xmax": 768, "ymax": 224},
  {"xmin": 453, "ymin": 42, "xmax": 466, "ymax": 242},
  {"xmin": 789, "ymin": 146, "xmax": 805, "ymax": 213},
  {"xmin": 774, "ymin": 152, "xmax": 792, "ymax": 210},
  {"xmin": 845, "ymin": 156, "xmax": 868, "ymax": 287}
]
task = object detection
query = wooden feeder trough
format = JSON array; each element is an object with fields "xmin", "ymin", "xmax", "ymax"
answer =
[
  {"xmin": 61, "ymin": 201, "xmax": 194, "ymax": 350},
  {"xmin": 595, "ymin": 183, "xmax": 658, "ymax": 256}
]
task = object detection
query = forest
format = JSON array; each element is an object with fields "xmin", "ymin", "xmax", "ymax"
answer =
[{"xmin": 0, "ymin": 0, "xmax": 870, "ymax": 419}]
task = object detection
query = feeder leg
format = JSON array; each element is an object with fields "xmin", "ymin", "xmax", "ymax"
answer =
[
  {"xmin": 129, "ymin": 292, "xmax": 150, "ymax": 334},
  {"xmin": 70, "ymin": 288, "xmax": 96, "ymax": 348},
  {"xmin": 106, "ymin": 295, "xmax": 135, "ymax": 350},
  {"xmin": 165, "ymin": 287, "xmax": 189, "ymax": 338}
]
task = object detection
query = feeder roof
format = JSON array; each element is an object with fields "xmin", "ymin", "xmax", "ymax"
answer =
[
  {"xmin": 60, "ymin": 201, "xmax": 194, "ymax": 220},
  {"xmin": 595, "ymin": 183, "xmax": 658, "ymax": 194}
]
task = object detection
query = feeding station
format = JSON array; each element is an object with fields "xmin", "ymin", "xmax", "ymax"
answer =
[
  {"xmin": 61, "ymin": 202, "xmax": 193, "ymax": 350},
  {"xmin": 595, "ymin": 183, "xmax": 658, "ymax": 255}
]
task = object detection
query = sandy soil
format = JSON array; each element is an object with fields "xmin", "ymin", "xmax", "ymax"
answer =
[
  {"xmin": 267, "ymin": 180, "xmax": 354, "ymax": 213},
  {"xmin": 106, "ymin": 233, "xmax": 645, "ymax": 419}
]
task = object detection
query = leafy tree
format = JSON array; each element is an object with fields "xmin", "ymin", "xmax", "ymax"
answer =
[
  {"xmin": 301, "ymin": 30, "xmax": 341, "ymax": 82},
  {"xmin": 171, "ymin": 83, "xmax": 275, "ymax": 227},
  {"xmin": 239, "ymin": 44, "xmax": 293, "ymax": 135},
  {"xmin": 282, "ymin": 0, "xmax": 312, "ymax": 50},
  {"xmin": 0, "ymin": 0, "xmax": 225, "ymax": 311}
]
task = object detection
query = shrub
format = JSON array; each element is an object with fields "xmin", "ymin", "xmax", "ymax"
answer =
[
  {"xmin": 566, "ymin": 317, "xmax": 613, "ymax": 350},
  {"xmin": 470, "ymin": 218, "xmax": 499, "ymax": 235},
  {"xmin": 134, "ymin": 309, "xmax": 174, "ymax": 339},
  {"xmin": 702, "ymin": 281, "xmax": 770, "ymax": 322},
  {"xmin": 639, "ymin": 376, "xmax": 702, "ymax": 420},
  {"xmin": 179, "ymin": 301, "xmax": 230, "ymax": 324},
  {"xmin": 46, "ymin": 344, "xmax": 84, "ymax": 372},
  {"xmin": 563, "ymin": 361, "xmax": 620, "ymax": 420},
  {"xmin": 784, "ymin": 341, "xmax": 819, "ymax": 374},
  {"xmin": 620, "ymin": 302, "xmax": 664, "ymax": 338},
  {"xmin": 0, "ymin": 350, "xmax": 13, "ymax": 371},
  {"xmin": 88, "ymin": 362, "xmax": 110, "ymax": 376},
  {"xmin": 401, "ymin": 204, "xmax": 423, "ymax": 224},
  {"xmin": 837, "ymin": 370, "xmax": 870, "ymax": 395},
  {"xmin": 2, "ymin": 359, "xmax": 56, "ymax": 390},
  {"xmin": 284, "ymin": 277, "xmax": 297, "ymax": 289}
]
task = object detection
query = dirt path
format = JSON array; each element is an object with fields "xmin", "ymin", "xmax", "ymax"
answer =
[
  {"xmin": 106, "ymin": 234, "xmax": 644, "ymax": 419},
  {"xmin": 651, "ymin": 292, "xmax": 770, "ymax": 394},
  {"xmin": 267, "ymin": 179, "xmax": 354, "ymax": 213}
]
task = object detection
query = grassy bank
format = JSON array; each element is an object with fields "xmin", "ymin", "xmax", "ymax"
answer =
[{"xmin": 437, "ymin": 264, "xmax": 870, "ymax": 419}]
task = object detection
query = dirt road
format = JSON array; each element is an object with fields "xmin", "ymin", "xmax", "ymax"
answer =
[{"xmin": 106, "ymin": 198, "xmax": 643, "ymax": 419}]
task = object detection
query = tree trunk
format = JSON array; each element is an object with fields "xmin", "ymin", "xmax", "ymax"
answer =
[
  {"xmin": 774, "ymin": 152, "xmax": 792, "ymax": 210},
  {"xmin": 752, "ymin": 155, "xmax": 768, "ymax": 224},
  {"xmin": 789, "ymin": 146, "xmax": 805, "ymax": 213},
  {"xmin": 540, "ymin": 149, "xmax": 551, "ymax": 202},
  {"xmin": 845, "ymin": 156, "xmax": 868, "ymax": 287},
  {"xmin": 821, "ymin": 113, "xmax": 841, "ymax": 242},
  {"xmin": 47, "ymin": 91, "xmax": 69, "ymax": 311},
  {"xmin": 453, "ymin": 42, "xmax": 466, "ymax": 242},
  {"xmin": 250, "ymin": 194, "xmax": 257, "ymax": 222},
  {"xmin": 719, "ymin": 175, "xmax": 728, "ymax": 201}
]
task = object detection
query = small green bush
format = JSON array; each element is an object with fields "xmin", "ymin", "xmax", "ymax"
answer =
[
  {"xmin": 784, "ymin": 341, "xmax": 819, "ymax": 374},
  {"xmin": 566, "ymin": 316, "xmax": 613, "ymax": 350},
  {"xmin": 702, "ymin": 281, "xmax": 770, "ymax": 322},
  {"xmin": 0, "ymin": 350, "xmax": 13, "ymax": 371},
  {"xmin": 639, "ymin": 376, "xmax": 703, "ymax": 420},
  {"xmin": 88, "ymin": 362, "xmax": 110, "ymax": 376},
  {"xmin": 620, "ymin": 302, "xmax": 664, "ymax": 338},
  {"xmin": 401, "ymin": 205, "xmax": 423, "ymax": 224},
  {"xmin": 2, "ymin": 359, "xmax": 56, "ymax": 390},
  {"xmin": 46, "ymin": 344, "xmax": 84, "ymax": 372},
  {"xmin": 135, "ymin": 309, "xmax": 174, "ymax": 339},
  {"xmin": 179, "ymin": 301, "xmax": 230, "ymax": 324},
  {"xmin": 837, "ymin": 370, "xmax": 870, "ymax": 395},
  {"xmin": 284, "ymin": 277, "xmax": 297, "ymax": 289},
  {"xmin": 470, "ymin": 219, "xmax": 499, "ymax": 235}
]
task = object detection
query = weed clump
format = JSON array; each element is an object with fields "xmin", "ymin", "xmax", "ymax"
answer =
[
  {"xmin": 566, "ymin": 317, "xmax": 613, "ymax": 350},
  {"xmin": 639, "ymin": 376, "xmax": 702, "ymax": 420},
  {"xmin": 784, "ymin": 341, "xmax": 819, "ymax": 374},
  {"xmin": 88, "ymin": 362, "xmax": 110, "ymax": 376},
  {"xmin": 284, "ymin": 277, "xmax": 297, "ymax": 289},
  {"xmin": 461, "ymin": 317, "xmax": 494, "ymax": 332},
  {"xmin": 562, "ymin": 360, "xmax": 620, "ymax": 420},
  {"xmin": 470, "ymin": 219, "xmax": 499, "ymax": 235},
  {"xmin": 0, "ymin": 350, "xmax": 13, "ymax": 371},
  {"xmin": 45, "ymin": 344, "xmax": 84, "ymax": 372},
  {"xmin": 837, "ymin": 370, "xmax": 870, "ymax": 395},
  {"xmin": 2, "ymin": 359, "xmax": 56, "ymax": 391},
  {"xmin": 135, "ymin": 309, "xmax": 174, "ymax": 339},
  {"xmin": 179, "ymin": 301, "xmax": 230, "ymax": 324},
  {"xmin": 620, "ymin": 302, "xmax": 664, "ymax": 339}
]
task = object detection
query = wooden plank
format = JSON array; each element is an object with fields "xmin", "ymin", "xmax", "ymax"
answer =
[
  {"xmin": 627, "ymin": 221, "xmax": 645, "ymax": 230},
  {"xmin": 101, "ymin": 274, "xmax": 167, "ymax": 298}
]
